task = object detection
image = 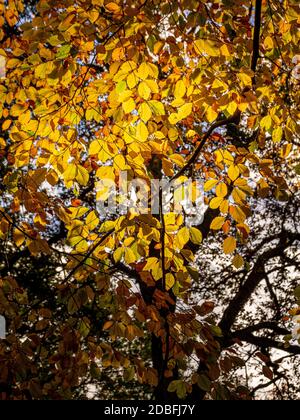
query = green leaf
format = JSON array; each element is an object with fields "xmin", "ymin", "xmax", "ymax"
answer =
[
  {"xmin": 197, "ymin": 374, "xmax": 212, "ymax": 392},
  {"xmin": 190, "ymin": 227, "xmax": 202, "ymax": 245},
  {"xmin": 56, "ymin": 44, "xmax": 71, "ymax": 60},
  {"xmin": 124, "ymin": 366, "xmax": 135, "ymax": 382},
  {"xmin": 294, "ymin": 286, "xmax": 300, "ymax": 299},
  {"xmin": 78, "ymin": 318, "xmax": 91, "ymax": 337},
  {"xmin": 294, "ymin": 164, "xmax": 300, "ymax": 175},
  {"xmin": 211, "ymin": 325, "xmax": 223, "ymax": 337},
  {"xmin": 187, "ymin": 266, "xmax": 199, "ymax": 281},
  {"xmin": 167, "ymin": 380, "xmax": 179, "ymax": 393}
]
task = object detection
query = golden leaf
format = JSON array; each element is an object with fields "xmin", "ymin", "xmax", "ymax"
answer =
[
  {"xmin": 216, "ymin": 182, "xmax": 228, "ymax": 198},
  {"xmin": 174, "ymin": 80, "xmax": 186, "ymax": 98},
  {"xmin": 194, "ymin": 39, "xmax": 219, "ymax": 57},
  {"xmin": 210, "ymin": 216, "xmax": 225, "ymax": 230},
  {"xmin": 122, "ymin": 98, "xmax": 135, "ymax": 114},
  {"xmin": 210, "ymin": 197, "xmax": 224, "ymax": 209},
  {"xmin": 190, "ymin": 227, "xmax": 202, "ymax": 245},
  {"xmin": 138, "ymin": 102, "xmax": 152, "ymax": 122},
  {"xmin": 228, "ymin": 165, "xmax": 240, "ymax": 182},
  {"xmin": 223, "ymin": 236, "xmax": 237, "ymax": 254},
  {"xmin": 204, "ymin": 179, "xmax": 218, "ymax": 192}
]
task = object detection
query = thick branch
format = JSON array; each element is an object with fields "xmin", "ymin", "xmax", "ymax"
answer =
[
  {"xmin": 251, "ymin": 0, "xmax": 262, "ymax": 73},
  {"xmin": 231, "ymin": 331, "xmax": 300, "ymax": 356},
  {"xmin": 232, "ymin": 322, "xmax": 290, "ymax": 337},
  {"xmin": 219, "ymin": 233, "xmax": 300, "ymax": 333}
]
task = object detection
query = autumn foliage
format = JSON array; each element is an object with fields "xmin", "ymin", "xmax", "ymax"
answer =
[{"xmin": 0, "ymin": 0, "xmax": 299, "ymax": 400}]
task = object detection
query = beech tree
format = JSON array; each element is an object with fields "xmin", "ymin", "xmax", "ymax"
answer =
[{"xmin": 0, "ymin": 0, "xmax": 299, "ymax": 400}]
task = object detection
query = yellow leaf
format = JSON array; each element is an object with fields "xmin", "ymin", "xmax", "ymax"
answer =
[
  {"xmin": 86, "ymin": 211, "xmax": 99, "ymax": 230},
  {"xmin": 13, "ymin": 228, "xmax": 25, "ymax": 247},
  {"xmin": 2, "ymin": 119, "xmax": 12, "ymax": 130},
  {"xmin": 190, "ymin": 227, "xmax": 202, "ymax": 245},
  {"xmin": 138, "ymin": 102, "xmax": 152, "ymax": 122},
  {"xmin": 76, "ymin": 165, "xmax": 89, "ymax": 186},
  {"xmin": 174, "ymin": 80, "xmax": 186, "ymax": 98},
  {"xmin": 96, "ymin": 166, "xmax": 114, "ymax": 180},
  {"xmin": 232, "ymin": 254, "xmax": 244, "ymax": 269},
  {"xmin": 171, "ymin": 98, "xmax": 185, "ymax": 107},
  {"xmin": 177, "ymin": 103, "xmax": 193, "ymax": 120},
  {"xmin": 226, "ymin": 101, "xmax": 238, "ymax": 116},
  {"xmin": 149, "ymin": 100, "xmax": 165, "ymax": 116},
  {"xmin": 272, "ymin": 126, "xmax": 283, "ymax": 143},
  {"xmin": 169, "ymin": 113, "xmax": 180, "ymax": 125},
  {"xmin": 216, "ymin": 182, "xmax": 228, "ymax": 198},
  {"xmin": 232, "ymin": 188, "xmax": 246, "ymax": 205},
  {"xmin": 64, "ymin": 163, "xmax": 77, "ymax": 182},
  {"xmin": 230, "ymin": 206, "xmax": 246, "ymax": 223},
  {"xmin": 124, "ymin": 248, "xmax": 137, "ymax": 264},
  {"xmin": 166, "ymin": 273, "xmax": 175, "ymax": 290},
  {"xmin": 186, "ymin": 130, "xmax": 197, "ymax": 138},
  {"xmin": 168, "ymin": 128, "xmax": 178, "ymax": 141},
  {"xmin": 113, "ymin": 247, "xmax": 124, "ymax": 263},
  {"xmin": 220, "ymin": 44, "xmax": 231, "ymax": 56},
  {"xmin": 127, "ymin": 73, "xmax": 138, "ymax": 89},
  {"xmin": 146, "ymin": 79, "xmax": 159, "ymax": 93},
  {"xmin": 137, "ymin": 62, "xmax": 150, "ymax": 80},
  {"xmin": 114, "ymin": 154, "xmax": 127, "ymax": 170},
  {"xmin": 220, "ymin": 199, "xmax": 229, "ymax": 214},
  {"xmin": 154, "ymin": 131, "xmax": 165, "ymax": 139},
  {"xmin": 122, "ymin": 98, "xmax": 135, "ymax": 114},
  {"xmin": 136, "ymin": 121, "xmax": 149, "ymax": 142},
  {"xmin": 210, "ymin": 216, "xmax": 225, "ymax": 230},
  {"xmin": 260, "ymin": 115, "xmax": 272, "ymax": 131},
  {"xmin": 228, "ymin": 165, "xmax": 240, "ymax": 182},
  {"xmin": 238, "ymin": 72, "xmax": 252, "ymax": 87},
  {"xmin": 222, "ymin": 150, "xmax": 234, "ymax": 165},
  {"xmin": 204, "ymin": 179, "xmax": 218, "ymax": 192},
  {"xmin": 169, "ymin": 154, "xmax": 185, "ymax": 167},
  {"xmin": 105, "ymin": 2, "xmax": 121, "ymax": 12},
  {"xmin": 210, "ymin": 197, "xmax": 224, "ymax": 209},
  {"xmin": 35, "ymin": 62, "xmax": 48, "ymax": 79},
  {"xmin": 206, "ymin": 107, "xmax": 218, "ymax": 123},
  {"xmin": 264, "ymin": 36, "xmax": 274, "ymax": 50},
  {"xmin": 177, "ymin": 226, "xmax": 190, "ymax": 247},
  {"xmin": 89, "ymin": 10, "xmax": 99, "ymax": 23},
  {"xmin": 147, "ymin": 63, "xmax": 159, "ymax": 78},
  {"xmin": 138, "ymin": 81, "xmax": 151, "ymax": 100},
  {"xmin": 223, "ymin": 237, "xmax": 237, "ymax": 254},
  {"xmin": 164, "ymin": 213, "xmax": 176, "ymax": 226},
  {"xmin": 143, "ymin": 257, "xmax": 162, "ymax": 280},
  {"xmin": 89, "ymin": 140, "xmax": 101, "ymax": 155},
  {"xmin": 194, "ymin": 39, "xmax": 219, "ymax": 57},
  {"xmin": 280, "ymin": 143, "xmax": 292, "ymax": 158}
]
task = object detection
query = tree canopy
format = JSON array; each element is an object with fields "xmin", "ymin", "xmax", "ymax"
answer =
[{"xmin": 0, "ymin": 0, "xmax": 299, "ymax": 400}]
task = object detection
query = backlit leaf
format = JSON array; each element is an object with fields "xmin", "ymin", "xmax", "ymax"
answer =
[
  {"xmin": 223, "ymin": 237, "xmax": 237, "ymax": 254},
  {"xmin": 194, "ymin": 39, "xmax": 219, "ymax": 57},
  {"xmin": 190, "ymin": 227, "xmax": 202, "ymax": 245},
  {"xmin": 228, "ymin": 165, "xmax": 240, "ymax": 182},
  {"xmin": 210, "ymin": 217, "xmax": 225, "ymax": 230}
]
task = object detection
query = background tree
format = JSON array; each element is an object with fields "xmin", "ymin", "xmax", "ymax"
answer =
[{"xmin": 0, "ymin": 0, "xmax": 299, "ymax": 400}]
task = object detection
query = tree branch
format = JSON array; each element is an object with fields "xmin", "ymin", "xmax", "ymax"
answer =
[
  {"xmin": 171, "ymin": 111, "xmax": 241, "ymax": 182},
  {"xmin": 251, "ymin": 0, "xmax": 262, "ymax": 73},
  {"xmin": 231, "ymin": 331, "xmax": 300, "ymax": 356},
  {"xmin": 219, "ymin": 233, "xmax": 299, "ymax": 333},
  {"xmin": 232, "ymin": 322, "xmax": 290, "ymax": 337}
]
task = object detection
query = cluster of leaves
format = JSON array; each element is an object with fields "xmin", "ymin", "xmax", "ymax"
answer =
[
  {"xmin": 0, "ymin": 0, "xmax": 299, "ymax": 400},
  {"xmin": 0, "ymin": 235, "xmax": 153, "ymax": 399},
  {"xmin": 192, "ymin": 194, "xmax": 300, "ymax": 399}
]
